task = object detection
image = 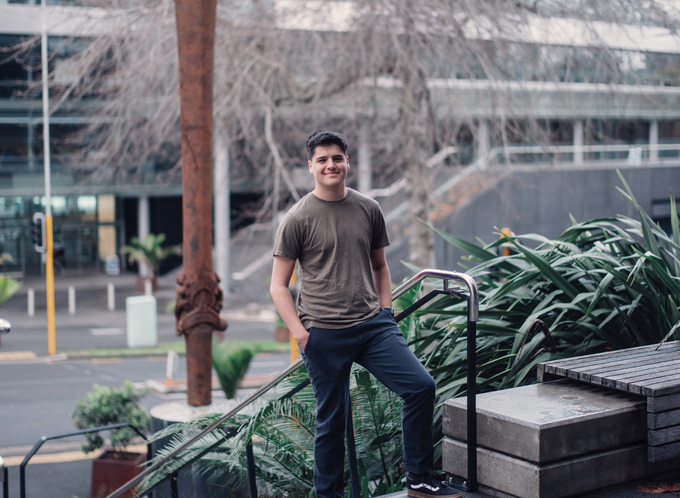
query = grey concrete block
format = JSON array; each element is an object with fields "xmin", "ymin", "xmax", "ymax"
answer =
[
  {"xmin": 649, "ymin": 440, "xmax": 680, "ymax": 462},
  {"xmin": 648, "ymin": 408, "xmax": 680, "ymax": 429},
  {"xmin": 443, "ymin": 381, "xmax": 646, "ymax": 463},
  {"xmin": 443, "ymin": 437, "xmax": 680, "ymax": 498},
  {"xmin": 648, "ymin": 424, "xmax": 680, "ymax": 446},
  {"xmin": 648, "ymin": 392, "xmax": 680, "ymax": 413}
]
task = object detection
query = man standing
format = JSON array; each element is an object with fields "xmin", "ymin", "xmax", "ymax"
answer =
[{"xmin": 270, "ymin": 131, "xmax": 461, "ymax": 498}]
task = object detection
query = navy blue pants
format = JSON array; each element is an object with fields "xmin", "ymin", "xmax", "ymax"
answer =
[{"xmin": 301, "ymin": 308, "xmax": 436, "ymax": 498}]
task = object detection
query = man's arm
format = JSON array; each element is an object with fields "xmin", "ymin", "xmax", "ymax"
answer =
[
  {"xmin": 270, "ymin": 255, "xmax": 310, "ymax": 351},
  {"xmin": 370, "ymin": 247, "xmax": 392, "ymax": 309}
]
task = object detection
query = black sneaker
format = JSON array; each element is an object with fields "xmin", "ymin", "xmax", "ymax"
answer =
[{"xmin": 406, "ymin": 473, "xmax": 462, "ymax": 498}]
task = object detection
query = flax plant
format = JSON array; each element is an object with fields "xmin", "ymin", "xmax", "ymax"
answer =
[{"xmin": 139, "ymin": 173, "xmax": 679, "ymax": 497}]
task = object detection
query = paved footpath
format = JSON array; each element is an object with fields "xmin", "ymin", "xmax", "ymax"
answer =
[{"xmin": 1, "ymin": 271, "xmax": 679, "ymax": 497}]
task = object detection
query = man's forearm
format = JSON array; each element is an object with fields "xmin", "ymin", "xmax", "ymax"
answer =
[{"xmin": 270, "ymin": 285, "xmax": 308, "ymax": 340}]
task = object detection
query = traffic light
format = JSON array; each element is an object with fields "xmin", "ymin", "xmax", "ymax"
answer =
[{"xmin": 32, "ymin": 212, "xmax": 46, "ymax": 253}]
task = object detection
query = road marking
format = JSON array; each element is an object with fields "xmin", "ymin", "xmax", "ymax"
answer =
[
  {"xmin": 1, "ymin": 444, "xmax": 147, "ymax": 467},
  {"xmin": 91, "ymin": 358, "xmax": 123, "ymax": 364},
  {"xmin": 0, "ymin": 351, "xmax": 37, "ymax": 360}
]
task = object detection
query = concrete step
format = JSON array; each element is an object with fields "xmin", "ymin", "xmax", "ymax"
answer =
[
  {"xmin": 444, "ymin": 381, "xmax": 646, "ymax": 463},
  {"xmin": 442, "ymin": 380, "xmax": 680, "ymax": 498}
]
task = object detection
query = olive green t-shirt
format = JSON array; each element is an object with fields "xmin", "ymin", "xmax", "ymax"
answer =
[{"xmin": 273, "ymin": 189, "xmax": 390, "ymax": 329}]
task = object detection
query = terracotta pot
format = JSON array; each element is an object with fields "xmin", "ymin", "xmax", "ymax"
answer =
[
  {"xmin": 274, "ymin": 326, "xmax": 290, "ymax": 343},
  {"xmin": 91, "ymin": 450, "xmax": 146, "ymax": 498},
  {"xmin": 135, "ymin": 276, "xmax": 158, "ymax": 293}
]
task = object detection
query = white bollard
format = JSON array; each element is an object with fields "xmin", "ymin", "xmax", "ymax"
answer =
[
  {"xmin": 68, "ymin": 286, "xmax": 76, "ymax": 315},
  {"xmin": 125, "ymin": 295, "xmax": 157, "ymax": 347},
  {"xmin": 27, "ymin": 288, "xmax": 35, "ymax": 317},
  {"xmin": 107, "ymin": 282, "xmax": 115, "ymax": 311},
  {"xmin": 165, "ymin": 350, "xmax": 179, "ymax": 385},
  {"xmin": 144, "ymin": 279, "xmax": 153, "ymax": 296}
]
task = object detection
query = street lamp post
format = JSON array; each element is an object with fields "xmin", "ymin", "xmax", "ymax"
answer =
[
  {"xmin": 173, "ymin": 0, "xmax": 227, "ymax": 407},
  {"xmin": 41, "ymin": 0, "xmax": 56, "ymax": 356}
]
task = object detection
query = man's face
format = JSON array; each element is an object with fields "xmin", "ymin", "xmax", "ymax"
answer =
[{"xmin": 308, "ymin": 144, "xmax": 349, "ymax": 190}]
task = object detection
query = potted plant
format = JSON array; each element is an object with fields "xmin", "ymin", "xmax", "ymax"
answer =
[
  {"xmin": 122, "ymin": 233, "xmax": 181, "ymax": 292},
  {"xmin": 72, "ymin": 381, "xmax": 151, "ymax": 498},
  {"xmin": 274, "ymin": 315, "xmax": 290, "ymax": 343}
]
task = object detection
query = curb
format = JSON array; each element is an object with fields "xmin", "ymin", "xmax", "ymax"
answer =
[{"xmin": 0, "ymin": 353, "xmax": 68, "ymax": 365}]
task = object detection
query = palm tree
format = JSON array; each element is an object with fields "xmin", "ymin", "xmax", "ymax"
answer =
[{"xmin": 123, "ymin": 233, "xmax": 181, "ymax": 279}]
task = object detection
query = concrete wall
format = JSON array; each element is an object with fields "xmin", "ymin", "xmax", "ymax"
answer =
[{"xmin": 432, "ymin": 164, "xmax": 680, "ymax": 272}]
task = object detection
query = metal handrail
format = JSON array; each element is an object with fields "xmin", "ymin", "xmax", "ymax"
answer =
[
  {"xmin": 105, "ymin": 268, "xmax": 479, "ymax": 498},
  {"xmin": 386, "ymin": 142, "xmax": 680, "ymax": 223},
  {"xmin": 20, "ymin": 423, "xmax": 149, "ymax": 498},
  {"xmin": 393, "ymin": 269, "xmax": 479, "ymax": 322},
  {"xmin": 105, "ymin": 359, "xmax": 305, "ymax": 498},
  {"xmin": 1, "ymin": 456, "xmax": 7, "ymax": 498}
]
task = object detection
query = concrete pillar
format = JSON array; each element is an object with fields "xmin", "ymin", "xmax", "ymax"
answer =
[
  {"xmin": 650, "ymin": 120, "xmax": 659, "ymax": 163},
  {"xmin": 478, "ymin": 119, "xmax": 490, "ymax": 165},
  {"xmin": 138, "ymin": 195, "xmax": 150, "ymax": 277},
  {"xmin": 214, "ymin": 133, "xmax": 230, "ymax": 295},
  {"xmin": 573, "ymin": 120, "xmax": 584, "ymax": 165},
  {"xmin": 358, "ymin": 121, "xmax": 372, "ymax": 194}
]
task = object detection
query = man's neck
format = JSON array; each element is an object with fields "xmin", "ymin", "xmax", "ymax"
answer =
[{"xmin": 312, "ymin": 185, "xmax": 348, "ymax": 202}]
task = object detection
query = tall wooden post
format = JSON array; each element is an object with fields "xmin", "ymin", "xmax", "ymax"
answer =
[{"xmin": 174, "ymin": 0, "xmax": 227, "ymax": 407}]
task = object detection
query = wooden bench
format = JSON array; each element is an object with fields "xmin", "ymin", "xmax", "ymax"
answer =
[{"xmin": 538, "ymin": 340, "xmax": 680, "ymax": 462}]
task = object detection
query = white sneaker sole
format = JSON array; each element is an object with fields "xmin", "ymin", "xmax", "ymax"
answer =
[{"xmin": 407, "ymin": 489, "xmax": 462, "ymax": 498}]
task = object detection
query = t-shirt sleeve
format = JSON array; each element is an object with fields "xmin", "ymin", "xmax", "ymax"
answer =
[
  {"xmin": 273, "ymin": 212, "xmax": 302, "ymax": 260},
  {"xmin": 371, "ymin": 205, "xmax": 390, "ymax": 251}
]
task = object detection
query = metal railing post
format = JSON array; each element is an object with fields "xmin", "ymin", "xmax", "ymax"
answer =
[
  {"xmin": 1, "ymin": 456, "xmax": 8, "ymax": 498},
  {"xmin": 19, "ymin": 424, "xmax": 148, "ymax": 498},
  {"xmin": 170, "ymin": 471, "xmax": 179, "ymax": 498},
  {"xmin": 392, "ymin": 269, "xmax": 479, "ymax": 492},
  {"xmin": 246, "ymin": 441, "xmax": 258, "ymax": 498},
  {"xmin": 466, "ymin": 319, "xmax": 478, "ymax": 490}
]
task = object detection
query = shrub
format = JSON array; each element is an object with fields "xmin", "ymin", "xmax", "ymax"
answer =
[
  {"xmin": 213, "ymin": 341, "xmax": 263, "ymax": 399},
  {"xmin": 72, "ymin": 380, "xmax": 151, "ymax": 453}
]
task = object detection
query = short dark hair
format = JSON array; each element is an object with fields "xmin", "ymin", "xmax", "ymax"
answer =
[{"xmin": 306, "ymin": 131, "xmax": 348, "ymax": 161}]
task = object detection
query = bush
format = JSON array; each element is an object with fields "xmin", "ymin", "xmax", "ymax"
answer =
[
  {"xmin": 72, "ymin": 380, "xmax": 151, "ymax": 453},
  {"xmin": 213, "ymin": 341, "xmax": 263, "ymax": 399}
]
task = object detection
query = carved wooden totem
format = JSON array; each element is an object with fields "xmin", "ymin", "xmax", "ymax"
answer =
[{"xmin": 174, "ymin": 0, "xmax": 227, "ymax": 406}]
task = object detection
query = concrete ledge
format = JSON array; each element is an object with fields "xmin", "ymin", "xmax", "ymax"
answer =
[
  {"xmin": 443, "ymin": 381, "xmax": 646, "ymax": 463},
  {"xmin": 443, "ymin": 438, "xmax": 680, "ymax": 498}
]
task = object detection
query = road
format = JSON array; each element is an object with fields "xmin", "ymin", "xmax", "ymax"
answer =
[{"xmin": 0, "ymin": 353, "xmax": 290, "ymax": 498}]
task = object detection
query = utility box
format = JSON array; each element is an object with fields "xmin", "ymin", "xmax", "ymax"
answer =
[{"xmin": 126, "ymin": 295, "xmax": 157, "ymax": 347}]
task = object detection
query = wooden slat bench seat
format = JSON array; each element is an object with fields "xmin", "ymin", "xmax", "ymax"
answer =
[{"xmin": 537, "ymin": 341, "xmax": 680, "ymax": 462}]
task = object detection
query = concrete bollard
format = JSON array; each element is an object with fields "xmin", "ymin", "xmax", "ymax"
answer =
[
  {"xmin": 144, "ymin": 278, "xmax": 153, "ymax": 296},
  {"xmin": 125, "ymin": 295, "xmax": 157, "ymax": 347},
  {"xmin": 68, "ymin": 286, "xmax": 76, "ymax": 315},
  {"xmin": 165, "ymin": 350, "xmax": 179, "ymax": 385},
  {"xmin": 107, "ymin": 283, "xmax": 115, "ymax": 311},
  {"xmin": 27, "ymin": 288, "xmax": 35, "ymax": 317}
]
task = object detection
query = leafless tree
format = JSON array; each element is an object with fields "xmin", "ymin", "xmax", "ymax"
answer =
[{"xmin": 14, "ymin": 0, "xmax": 680, "ymax": 268}]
